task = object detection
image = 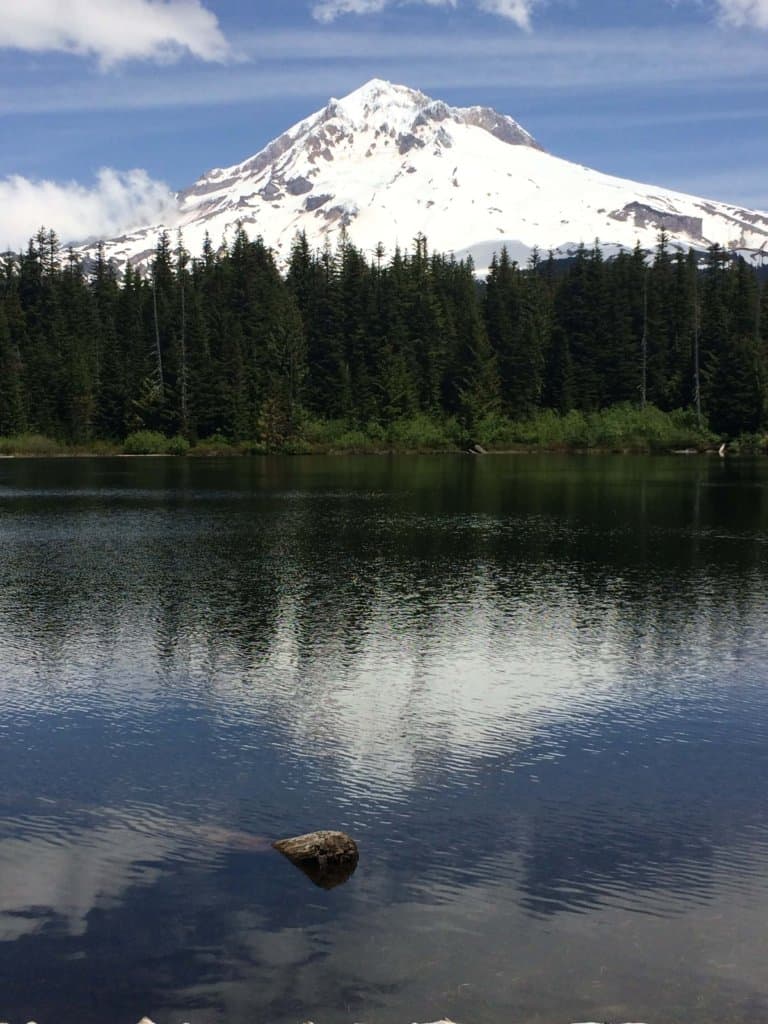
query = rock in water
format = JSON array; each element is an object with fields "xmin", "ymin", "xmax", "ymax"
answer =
[
  {"xmin": 273, "ymin": 829, "xmax": 358, "ymax": 862},
  {"xmin": 273, "ymin": 830, "xmax": 359, "ymax": 889}
]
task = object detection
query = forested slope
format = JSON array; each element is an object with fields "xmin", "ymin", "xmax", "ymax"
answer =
[{"xmin": 1, "ymin": 227, "xmax": 766, "ymax": 450}]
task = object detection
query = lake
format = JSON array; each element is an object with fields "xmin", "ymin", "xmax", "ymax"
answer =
[{"xmin": 1, "ymin": 454, "xmax": 768, "ymax": 1024}]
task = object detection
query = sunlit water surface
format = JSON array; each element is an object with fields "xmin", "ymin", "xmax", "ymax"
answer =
[{"xmin": 1, "ymin": 455, "xmax": 768, "ymax": 1024}]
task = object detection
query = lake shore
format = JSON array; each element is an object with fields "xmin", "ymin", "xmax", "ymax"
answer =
[
  {"xmin": 2, "ymin": 405, "xmax": 758, "ymax": 458},
  {"xmin": 0, "ymin": 445, "xmax": 737, "ymax": 457},
  {"xmin": 0, "ymin": 441, "xmax": 751, "ymax": 458}
]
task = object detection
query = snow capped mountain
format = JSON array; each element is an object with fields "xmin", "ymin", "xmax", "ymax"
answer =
[{"xmin": 83, "ymin": 78, "xmax": 768, "ymax": 271}]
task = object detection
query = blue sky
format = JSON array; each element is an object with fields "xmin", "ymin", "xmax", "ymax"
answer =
[{"xmin": 1, "ymin": 0, "xmax": 767, "ymax": 248}]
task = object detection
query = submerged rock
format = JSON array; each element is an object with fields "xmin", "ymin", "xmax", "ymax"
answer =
[{"xmin": 273, "ymin": 828, "xmax": 358, "ymax": 862}]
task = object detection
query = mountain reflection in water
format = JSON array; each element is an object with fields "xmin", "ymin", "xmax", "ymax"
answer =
[{"xmin": 0, "ymin": 455, "xmax": 767, "ymax": 1024}]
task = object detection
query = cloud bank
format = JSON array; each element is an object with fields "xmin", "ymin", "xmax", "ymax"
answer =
[
  {"xmin": 714, "ymin": 0, "xmax": 768, "ymax": 26},
  {"xmin": 312, "ymin": 0, "xmax": 538, "ymax": 29},
  {"xmin": 0, "ymin": 0, "xmax": 229, "ymax": 66},
  {"xmin": 0, "ymin": 169, "xmax": 177, "ymax": 251},
  {"xmin": 311, "ymin": 0, "xmax": 768, "ymax": 29}
]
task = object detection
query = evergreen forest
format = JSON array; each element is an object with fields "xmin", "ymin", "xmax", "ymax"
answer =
[{"xmin": 1, "ymin": 226, "xmax": 767, "ymax": 453}]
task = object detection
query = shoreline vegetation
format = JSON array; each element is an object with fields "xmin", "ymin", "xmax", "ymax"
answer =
[{"xmin": 1, "ymin": 405, "xmax": 765, "ymax": 458}]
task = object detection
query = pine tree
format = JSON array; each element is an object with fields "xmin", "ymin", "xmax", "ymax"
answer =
[
  {"xmin": 0, "ymin": 301, "xmax": 25, "ymax": 435},
  {"xmin": 700, "ymin": 245, "xmax": 733, "ymax": 430},
  {"xmin": 552, "ymin": 245, "xmax": 608, "ymax": 410},
  {"xmin": 92, "ymin": 243, "xmax": 125, "ymax": 438},
  {"xmin": 706, "ymin": 256, "xmax": 764, "ymax": 435},
  {"xmin": 645, "ymin": 230, "xmax": 677, "ymax": 407},
  {"xmin": 484, "ymin": 248, "xmax": 527, "ymax": 414},
  {"xmin": 370, "ymin": 259, "xmax": 418, "ymax": 423},
  {"xmin": 447, "ymin": 257, "xmax": 500, "ymax": 427},
  {"xmin": 18, "ymin": 231, "xmax": 62, "ymax": 436},
  {"xmin": 58, "ymin": 248, "xmax": 98, "ymax": 442},
  {"xmin": 404, "ymin": 235, "xmax": 448, "ymax": 413},
  {"xmin": 338, "ymin": 239, "xmax": 375, "ymax": 423},
  {"xmin": 666, "ymin": 249, "xmax": 698, "ymax": 411},
  {"xmin": 288, "ymin": 234, "xmax": 349, "ymax": 419},
  {"xmin": 604, "ymin": 246, "xmax": 645, "ymax": 407}
]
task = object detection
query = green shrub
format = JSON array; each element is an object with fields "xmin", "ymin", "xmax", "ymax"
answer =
[
  {"xmin": 166, "ymin": 435, "xmax": 190, "ymax": 456},
  {"xmin": 297, "ymin": 417, "xmax": 385, "ymax": 451},
  {"xmin": 122, "ymin": 432, "xmax": 189, "ymax": 456},
  {"xmin": 299, "ymin": 418, "xmax": 350, "ymax": 445},
  {"xmin": 473, "ymin": 412, "xmax": 520, "ymax": 448},
  {"xmin": 123, "ymin": 430, "xmax": 171, "ymax": 455},
  {"xmin": 238, "ymin": 439, "xmax": 267, "ymax": 455},
  {"xmin": 364, "ymin": 420, "xmax": 387, "ymax": 443},
  {"xmin": 85, "ymin": 439, "xmax": 121, "ymax": 456},
  {"xmin": 0, "ymin": 433, "xmax": 65, "ymax": 455},
  {"xmin": 464, "ymin": 404, "xmax": 715, "ymax": 452},
  {"xmin": 170, "ymin": 404, "xmax": 719, "ymax": 457},
  {"xmin": 332, "ymin": 429, "xmax": 371, "ymax": 451},
  {"xmin": 730, "ymin": 432, "xmax": 768, "ymax": 454},
  {"xmin": 190, "ymin": 433, "xmax": 233, "ymax": 456},
  {"xmin": 387, "ymin": 413, "xmax": 457, "ymax": 450},
  {"xmin": 279, "ymin": 437, "xmax": 312, "ymax": 455}
]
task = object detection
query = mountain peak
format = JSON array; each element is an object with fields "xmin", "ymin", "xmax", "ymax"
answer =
[
  {"xmin": 324, "ymin": 79, "xmax": 540, "ymax": 150},
  {"xmin": 81, "ymin": 80, "xmax": 768, "ymax": 275},
  {"xmin": 333, "ymin": 78, "xmax": 427, "ymax": 112}
]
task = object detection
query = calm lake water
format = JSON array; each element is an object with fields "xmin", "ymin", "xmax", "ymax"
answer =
[{"xmin": 1, "ymin": 455, "xmax": 768, "ymax": 1024}]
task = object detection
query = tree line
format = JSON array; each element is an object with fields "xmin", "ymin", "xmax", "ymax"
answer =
[{"xmin": 1, "ymin": 226, "xmax": 767, "ymax": 445}]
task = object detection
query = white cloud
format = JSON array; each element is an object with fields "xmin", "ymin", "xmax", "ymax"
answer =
[
  {"xmin": 0, "ymin": 169, "xmax": 177, "ymax": 251},
  {"xmin": 476, "ymin": 0, "xmax": 536, "ymax": 29},
  {"xmin": 311, "ymin": 0, "xmax": 534, "ymax": 28},
  {"xmin": 313, "ymin": 0, "xmax": 389, "ymax": 19},
  {"xmin": 713, "ymin": 0, "xmax": 768, "ymax": 25},
  {"xmin": 0, "ymin": 0, "xmax": 229, "ymax": 66},
  {"xmin": 313, "ymin": 0, "xmax": 768, "ymax": 29},
  {"xmin": 670, "ymin": 0, "xmax": 768, "ymax": 29},
  {"xmin": 1, "ymin": 26, "xmax": 766, "ymax": 122}
]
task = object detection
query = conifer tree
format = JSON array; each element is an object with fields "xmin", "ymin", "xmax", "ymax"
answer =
[
  {"xmin": 405, "ymin": 235, "xmax": 448, "ymax": 413},
  {"xmin": 605, "ymin": 246, "xmax": 645, "ymax": 406},
  {"xmin": 338, "ymin": 239, "xmax": 375, "ymax": 423},
  {"xmin": 699, "ymin": 244, "xmax": 733, "ymax": 429},
  {"xmin": 0, "ymin": 301, "xmax": 25, "ymax": 435},
  {"xmin": 370, "ymin": 256, "xmax": 419, "ymax": 423},
  {"xmin": 58, "ymin": 248, "xmax": 98, "ymax": 442},
  {"xmin": 92, "ymin": 243, "xmax": 126, "ymax": 438},
  {"xmin": 18, "ymin": 231, "xmax": 61, "ymax": 435},
  {"xmin": 484, "ymin": 248, "xmax": 525, "ymax": 414},
  {"xmin": 646, "ymin": 232, "xmax": 677, "ymax": 407},
  {"xmin": 448, "ymin": 257, "xmax": 500, "ymax": 427},
  {"xmin": 552, "ymin": 245, "xmax": 605, "ymax": 410},
  {"xmin": 706, "ymin": 256, "xmax": 765, "ymax": 434}
]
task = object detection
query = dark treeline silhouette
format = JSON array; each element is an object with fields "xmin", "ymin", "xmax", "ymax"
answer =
[{"xmin": 1, "ymin": 226, "xmax": 767, "ymax": 444}]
